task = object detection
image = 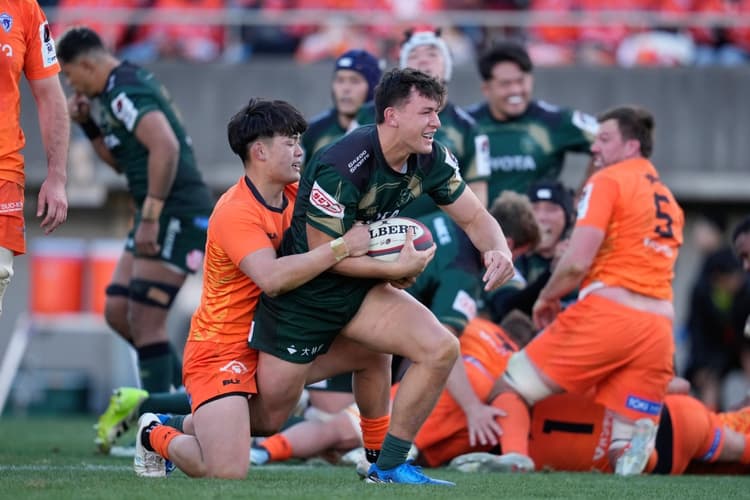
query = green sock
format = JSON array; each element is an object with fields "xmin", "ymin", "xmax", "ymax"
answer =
[
  {"xmin": 169, "ymin": 343, "xmax": 183, "ymax": 387},
  {"xmin": 280, "ymin": 415, "xmax": 305, "ymax": 431},
  {"xmin": 162, "ymin": 414, "xmax": 186, "ymax": 432},
  {"xmin": 140, "ymin": 392, "xmax": 191, "ymax": 415},
  {"xmin": 137, "ymin": 342, "xmax": 172, "ymax": 393},
  {"xmin": 376, "ymin": 433, "xmax": 412, "ymax": 470}
]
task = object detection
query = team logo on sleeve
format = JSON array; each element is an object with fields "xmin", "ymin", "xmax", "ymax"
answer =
[
  {"xmin": 111, "ymin": 92, "xmax": 139, "ymax": 131},
  {"xmin": 39, "ymin": 22, "xmax": 57, "ymax": 67},
  {"xmin": 0, "ymin": 13, "xmax": 12, "ymax": 33},
  {"xmin": 310, "ymin": 181, "xmax": 345, "ymax": 218}
]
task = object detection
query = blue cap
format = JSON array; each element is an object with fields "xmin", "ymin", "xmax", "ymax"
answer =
[{"xmin": 335, "ymin": 49, "xmax": 382, "ymax": 102}]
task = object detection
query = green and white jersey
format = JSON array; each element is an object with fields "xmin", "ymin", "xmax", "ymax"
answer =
[
  {"xmin": 408, "ymin": 210, "xmax": 481, "ymax": 333},
  {"xmin": 300, "ymin": 108, "xmax": 348, "ymax": 169},
  {"xmin": 356, "ymin": 101, "xmax": 489, "ymax": 217},
  {"xmin": 467, "ymin": 100, "xmax": 597, "ymax": 203},
  {"xmin": 96, "ymin": 62, "xmax": 213, "ymax": 215},
  {"xmin": 279, "ymin": 124, "xmax": 466, "ymax": 296}
]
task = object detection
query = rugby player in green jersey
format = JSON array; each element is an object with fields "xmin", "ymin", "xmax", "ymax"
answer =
[
  {"xmin": 301, "ymin": 49, "xmax": 381, "ymax": 169},
  {"xmin": 355, "ymin": 29, "xmax": 490, "ymax": 217},
  {"xmin": 57, "ymin": 26, "xmax": 213, "ymax": 449},
  {"xmin": 249, "ymin": 68, "xmax": 514, "ymax": 485},
  {"xmin": 468, "ymin": 40, "xmax": 598, "ymax": 203}
]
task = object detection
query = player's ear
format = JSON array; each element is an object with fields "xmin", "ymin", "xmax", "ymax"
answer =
[
  {"xmin": 384, "ymin": 107, "xmax": 398, "ymax": 128},
  {"xmin": 251, "ymin": 140, "xmax": 266, "ymax": 161}
]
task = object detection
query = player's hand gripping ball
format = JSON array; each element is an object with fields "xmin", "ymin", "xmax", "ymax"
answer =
[{"xmin": 367, "ymin": 216, "xmax": 433, "ymax": 262}]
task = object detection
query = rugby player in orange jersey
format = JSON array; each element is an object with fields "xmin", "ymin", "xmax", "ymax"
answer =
[
  {"xmin": 485, "ymin": 105, "xmax": 685, "ymax": 476},
  {"xmin": 0, "ymin": 0, "xmax": 69, "ymax": 316},
  {"xmin": 452, "ymin": 387, "xmax": 750, "ymax": 475},
  {"xmin": 128, "ymin": 98, "xmax": 391, "ymax": 479}
]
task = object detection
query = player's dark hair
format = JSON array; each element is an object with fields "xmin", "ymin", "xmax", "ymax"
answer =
[
  {"xmin": 227, "ymin": 98, "xmax": 307, "ymax": 163},
  {"xmin": 374, "ymin": 68, "xmax": 445, "ymax": 124},
  {"xmin": 489, "ymin": 190, "xmax": 541, "ymax": 251},
  {"xmin": 732, "ymin": 216, "xmax": 750, "ymax": 243},
  {"xmin": 56, "ymin": 26, "xmax": 106, "ymax": 63},
  {"xmin": 597, "ymin": 106, "xmax": 655, "ymax": 158},
  {"xmin": 499, "ymin": 310, "xmax": 536, "ymax": 348},
  {"xmin": 477, "ymin": 40, "xmax": 533, "ymax": 81}
]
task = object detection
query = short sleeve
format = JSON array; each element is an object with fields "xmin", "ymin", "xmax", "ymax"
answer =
[
  {"xmin": 429, "ymin": 144, "xmax": 467, "ymax": 206},
  {"xmin": 23, "ymin": 4, "xmax": 59, "ymax": 80},
  {"xmin": 110, "ymin": 91, "xmax": 161, "ymax": 133},
  {"xmin": 305, "ymin": 164, "xmax": 359, "ymax": 238},
  {"xmin": 575, "ymin": 173, "xmax": 619, "ymax": 231},
  {"xmin": 211, "ymin": 203, "xmax": 273, "ymax": 267}
]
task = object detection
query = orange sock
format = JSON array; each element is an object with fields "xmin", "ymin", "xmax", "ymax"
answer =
[
  {"xmin": 492, "ymin": 392, "xmax": 530, "ymax": 455},
  {"xmin": 361, "ymin": 414, "xmax": 390, "ymax": 462},
  {"xmin": 149, "ymin": 425, "xmax": 181, "ymax": 460},
  {"xmin": 261, "ymin": 434, "xmax": 293, "ymax": 462}
]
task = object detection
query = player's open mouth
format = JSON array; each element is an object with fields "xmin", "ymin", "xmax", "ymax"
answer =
[
  {"xmin": 507, "ymin": 95, "xmax": 524, "ymax": 105},
  {"xmin": 291, "ymin": 162, "xmax": 301, "ymax": 171}
]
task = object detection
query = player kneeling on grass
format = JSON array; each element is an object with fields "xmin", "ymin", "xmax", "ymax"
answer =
[
  {"xmin": 131, "ymin": 97, "xmax": 373, "ymax": 478},
  {"xmin": 246, "ymin": 68, "xmax": 514, "ymax": 486}
]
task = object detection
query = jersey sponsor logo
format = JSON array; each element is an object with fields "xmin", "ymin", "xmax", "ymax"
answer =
[
  {"xmin": 310, "ymin": 181, "xmax": 345, "ymax": 219},
  {"xmin": 432, "ymin": 215, "xmax": 452, "ymax": 245},
  {"xmin": 347, "ymin": 149, "xmax": 369, "ymax": 173},
  {"xmin": 111, "ymin": 92, "xmax": 138, "ymax": 131},
  {"xmin": 452, "ymin": 289, "xmax": 477, "ymax": 321},
  {"xmin": 474, "ymin": 134, "xmax": 491, "ymax": 177},
  {"xmin": 642, "ymin": 237, "xmax": 674, "ymax": 258},
  {"xmin": 489, "ymin": 155, "xmax": 536, "ymax": 172},
  {"xmin": 0, "ymin": 44, "xmax": 11, "ymax": 57},
  {"xmin": 219, "ymin": 360, "xmax": 249, "ymax": 374},
  {"xmin": 39, "ymin": 22, "xmax": 57, "ymax": 67},
  {"xmin": 625, "ymin": 395, "xmax": 662, "ymax": 415},
  {"xmin": 572, "ymin": 110, "xmax": 599, "ymax": 135},
  {"xmin": 0, "ymin": 13, "xmax": 12, "ymax": 32},
  {"xmin": 577, "ymin": 183, "xmax": 593, "ymax": 219}
]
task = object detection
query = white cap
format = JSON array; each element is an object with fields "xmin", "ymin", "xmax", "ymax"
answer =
[{"xmin": 399, "ymin": 30, "xmax": 453, "ymax": 82}]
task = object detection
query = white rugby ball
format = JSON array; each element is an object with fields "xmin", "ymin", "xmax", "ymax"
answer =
[{"xmin": 367, "ymin": 216, "xmax": 434, "ymax": 262}]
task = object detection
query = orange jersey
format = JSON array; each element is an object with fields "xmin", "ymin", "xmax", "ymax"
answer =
[
  {"xmin": 576, "ymin": 158, "xmax": 684, "ymax": 300},
  {"xmin": 459, "ymin": 317, "xmax": 517, "ymax": 380},
  {"xmin": 0, "ymin": 0, "xmax": 60, "ymax": 185},
  {"xmin": 188, "ymin": 177, "xmax": 297, "ymax": 343}
]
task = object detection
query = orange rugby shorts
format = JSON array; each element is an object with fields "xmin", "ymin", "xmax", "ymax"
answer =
[
  {"xmin": 183, "ymin": 338, "xmax": 258, "ymax": 413},
  {"xmin": 0, "ymin": 181, "xmax": 25, "ymax": 255},
  {"xmin": 526, "ymin": 294, "xmax": 674, "ymax": 422}
]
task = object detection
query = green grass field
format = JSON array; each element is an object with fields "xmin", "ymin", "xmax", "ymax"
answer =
[{"xmin": 1, "ymin": 416, "xmax": 749, "ymax": 499}]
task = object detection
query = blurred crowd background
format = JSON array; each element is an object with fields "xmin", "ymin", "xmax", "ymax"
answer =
[{"xmin": 43, "ymin": 1, "xmax": 750, "ymax": 66}]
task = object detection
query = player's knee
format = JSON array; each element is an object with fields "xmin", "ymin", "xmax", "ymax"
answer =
[
  {"xmin": 431, "ymin": 330, "xmax": 459, "ymax": 367},
  {"xmin": 503, "ymin": 351, "xmax": 554, "ymax": 406},
  {"xmin": 0, "ymin": 246, "xmax": 14, "ymax": 281}
]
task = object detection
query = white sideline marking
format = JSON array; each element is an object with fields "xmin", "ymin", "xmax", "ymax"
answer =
[
  {"xmin": 0, "ymin": 464, "xmax": 132, "ymax": 472},
  {"xmin": 0, "ymin": 463, "xmax": 338, "ymax": 472}
]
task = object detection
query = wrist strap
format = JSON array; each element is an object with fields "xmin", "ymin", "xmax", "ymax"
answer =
[
  {"xmin": 141, "ymin": 196, "xmax": 165, "ymax": 222},
  {"xmin": 330, "ymin": 237, "xmax": 349, "ymax": 262},
  {"xmin": 80, "ymin": 119, "xmax": 101, "ymax": 140}
]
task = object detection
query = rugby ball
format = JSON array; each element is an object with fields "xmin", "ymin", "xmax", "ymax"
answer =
[{"xmin": 367, "ymin": 216, "xmax": 434, "ymax": 262}]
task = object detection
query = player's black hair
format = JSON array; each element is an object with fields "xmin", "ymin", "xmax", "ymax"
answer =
[
  {"xmin": 598, "ymin": 106, "xmax": 655, "ymax": 158},
  {"xmin": 374, "ymin": 68, "xmax": 445, "ymax": 124},
  {"xmin": 227, "ymin": 98, "xmax": 307, "ymax": 163},
  {"xmin": 56, "ymin": 26, "xmax": 106, "ymax": 64},
  {"xmin": 477, "ymin": 40, "xmax": 533, "ymax": 81},
  {"xmin": 732, "ymin": 216, "xmax": 750, "ymax": 243}
]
